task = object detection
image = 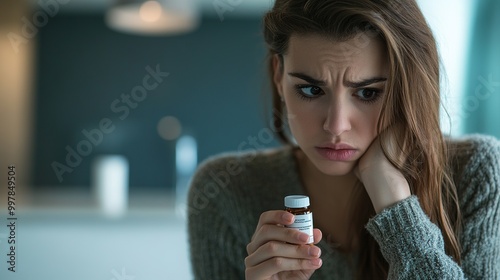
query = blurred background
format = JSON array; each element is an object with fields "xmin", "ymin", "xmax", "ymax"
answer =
[{"xmin": 0, "ymin": 0, "xmax": 498, "ymax": 279}]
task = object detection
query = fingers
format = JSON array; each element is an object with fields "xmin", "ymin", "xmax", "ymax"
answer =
[
  {"xmin": 247, "ymin": 224, "xmax": 311, "ymax": 255},
  {"xmin": 248, "ymin": 211, "xmax": 323, "ymax": 254},
  {"xmin": 245, "ymin": 210, "xmax": 324, "ymax": 279},
  {"xmin": 245, "ymin": 256, "xmax": 322, "ymax": 279},
  {"xmin": 250, "ymin": 228, "xmax": 322, "ymax": 264},
  {"xmin": 247, "ymin": 210, "xmax": 297, "ymax": 253},
  {"xmin": 312, "ymin": 228, "xmax": 322, "ymax": 244},
  {"xmin": 254, "ymin": 210, "xmax": 295, "ymax": 234},
  {"xmin": 379, "ymin": 122, "xmax": 408, "ymax": 167},
  {"xmin": 245, "ymin": 241, "xmax": 321, "ymax": 268}
]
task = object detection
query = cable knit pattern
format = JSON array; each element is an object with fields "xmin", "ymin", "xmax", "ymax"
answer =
[{"xmin": 187, "ymin": 135, "xmax": 500, "ymax": 279}]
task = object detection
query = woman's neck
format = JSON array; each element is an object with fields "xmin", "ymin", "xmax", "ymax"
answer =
[
  {"xmin": 293, "ymin": 147, "xmax": 359, "ymax": 199},
  {"xmin": 293, "ymin": 147, "xmax": 362, "ymax": 253}
]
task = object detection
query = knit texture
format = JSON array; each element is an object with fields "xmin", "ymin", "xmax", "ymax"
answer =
[{"xmin": 187, "ymin": 135, "xmax": 500, "ymax": 279}]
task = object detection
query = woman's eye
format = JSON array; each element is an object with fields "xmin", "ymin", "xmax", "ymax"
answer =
[
  {"xmin": 355, "ymin": 88, "xmax": 382, "ymax": 103},
  {"xmin": 295, "ymin": 85, "xmax": 323, "ymax": 98}
]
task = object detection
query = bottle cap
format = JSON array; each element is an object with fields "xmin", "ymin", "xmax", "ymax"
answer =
[{"xmin": 284, "ymin": 195, "xmax": 310, "ymax": 208}]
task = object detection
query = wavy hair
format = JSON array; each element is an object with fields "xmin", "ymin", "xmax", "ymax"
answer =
[{"xmin": 263, "ymin": 0, "xmax": 461, "ymax": 278}]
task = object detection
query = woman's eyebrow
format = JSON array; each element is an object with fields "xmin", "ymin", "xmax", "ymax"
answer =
[
  {"xmin": 288, "ymin": 72, "xmax": 387, "ymax": 88},
  {"xmin": 345, "ymin": 77, "xmax": 387, "ymax": 88},
  {"xmin": 288, "ymin": 72, "xmax": 327, "ymax": 86}
]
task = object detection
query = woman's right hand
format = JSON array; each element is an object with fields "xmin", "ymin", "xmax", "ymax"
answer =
[{"xmin": 245, "ymin": 210, "xmax": 323, "ymax": 280}]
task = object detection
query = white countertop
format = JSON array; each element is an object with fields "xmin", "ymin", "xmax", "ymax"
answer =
[{"xmin": 0, "ymin": 188, "xmax": 193, "ymax": 280}]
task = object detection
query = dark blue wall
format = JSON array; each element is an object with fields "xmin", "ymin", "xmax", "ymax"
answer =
[{"xmin": 33, "ymin": 14, "xmax": 279, "ymax": 189}]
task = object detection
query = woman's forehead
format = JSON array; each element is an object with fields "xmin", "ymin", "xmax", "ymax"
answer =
[{"xmin": 283, "ymin": 34, "xmax": 388, "ymax": 80}]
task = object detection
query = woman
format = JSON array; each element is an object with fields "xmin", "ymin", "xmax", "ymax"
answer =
[{"xmin": 188, "ymin": 0, "xmax": 500, "ymax": 279}]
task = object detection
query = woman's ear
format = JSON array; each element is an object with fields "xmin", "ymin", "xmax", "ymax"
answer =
[{"xmin": 272, "ymin": 54, "xmax": 284, "ymax": 100}]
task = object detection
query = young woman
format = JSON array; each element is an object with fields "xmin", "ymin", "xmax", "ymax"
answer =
[{"xmin": 188, "ymin": 0, "xmax": 500, "ymax": 279}]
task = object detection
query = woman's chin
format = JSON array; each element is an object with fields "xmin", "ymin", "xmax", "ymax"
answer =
[{"xmin": 315, "ymin": 160, "xmax": 356, "ymax": 177}]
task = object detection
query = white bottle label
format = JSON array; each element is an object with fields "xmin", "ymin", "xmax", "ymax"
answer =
[{"xmin": 286, "ymin": 212, "xmax": 314, "ymax": 243}]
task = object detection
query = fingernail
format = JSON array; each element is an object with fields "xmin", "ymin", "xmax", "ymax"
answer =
[
  {"xmin": 298, "ymin": 233, "xmax": 309, "ymax": 242},
  {"xmin": 308, "ymin": 246, "xmax": 321, "ymax": 257},
  {"xmin": 282, "ymin": 212, "xmax": 294, "ymax": 223},
  {"xmin": 310, "ymin": 258, "xmax": 322, "ymax": 266}
]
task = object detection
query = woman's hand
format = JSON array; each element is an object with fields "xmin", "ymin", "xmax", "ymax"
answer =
[
  {"xmin": 245, "ymin": 210, "xmax": 323, "ymax": 280},
  {"xmin": 354, "ymin": 126, "xmax": 411, "ymax": 214}
]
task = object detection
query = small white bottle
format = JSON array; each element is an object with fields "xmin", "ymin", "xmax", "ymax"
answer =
[{"xmin": 284, "ymin": 195, "xmax": 314, "ymax": 244}]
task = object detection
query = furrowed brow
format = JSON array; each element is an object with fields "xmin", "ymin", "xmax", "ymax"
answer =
[
  {"xmin": 345, "ymin": 77, "xmax": 387, "ymax": 88},
  {"xmin": 288, "ymin": 72, "xmax": 327, "ymax": 86},
  {"xmin": 288, "ymin": 72, "xmax": 387, "ymax": 88}
]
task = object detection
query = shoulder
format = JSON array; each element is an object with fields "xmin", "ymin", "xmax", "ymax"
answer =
[
  {"xmin": 446, "ymin": 134, "xmax": 500, "ymax": 176},
  {"xmin": 446, "ymin": 134, "xmax": 500, "ymax": 208},
  {"xmin": 188, "ymin": 146, "xmax": 297, "ymax": 206},
  {"xmin": 191, "ymin": 146, "xmax": 295, "ymax": 184},
  {"xmin": 447, "ymin": 133, "xmax": 500, "ymax": 157}
]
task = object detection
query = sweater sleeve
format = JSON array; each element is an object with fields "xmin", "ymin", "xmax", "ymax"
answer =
[
  {"xmin": 455, "ymin": 136, "xmax": 500, "ymax": 278},
  {"xmin": 187, "ymin": 156, "xmax": 247, "ymax": 280},
  {"xmin": 365, "ymin": 196, "xmax": 465, "ymax": 279},
  {"xmin": 365, "ymin": 136, "xmax": 500, "ymax": 279}
]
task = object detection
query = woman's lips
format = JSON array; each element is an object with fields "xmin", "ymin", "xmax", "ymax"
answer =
[{"xmin": 315, "ymin": 147, "xmax": 357, "ymax": 161}]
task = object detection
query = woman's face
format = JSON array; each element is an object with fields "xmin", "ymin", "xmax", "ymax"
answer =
[{"xmin": 273, "ymin": 34, "xmax": 388, "ymax": 176}]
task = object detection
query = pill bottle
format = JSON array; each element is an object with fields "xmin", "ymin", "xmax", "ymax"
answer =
[{"xmin": 284, "ymin": 195, "xmax": 314, "ymax": 244}]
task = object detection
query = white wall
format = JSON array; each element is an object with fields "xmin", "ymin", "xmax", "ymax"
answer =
[{"xmin": 417, "ymin": 0, "xmax": 476, "ymax": 136}]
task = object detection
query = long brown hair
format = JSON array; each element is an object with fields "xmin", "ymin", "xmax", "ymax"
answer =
[{"xmin": 263, "ymin": 0, "xmax": 462, "ymax": 278}]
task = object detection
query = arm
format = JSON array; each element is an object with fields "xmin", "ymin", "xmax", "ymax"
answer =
[
  {"xmin": 454, "ymin": 136, "xmax": 500, "ymax": 278},
  {"xmin": 354, "ymin": 133, "xmax": 465, "ymax": 279},
  {"xmin": 365, "ymin": 196, "xmax": 465, "ymax": 279},
  {"xmin": 188, "ymin": 155, "xmax": 323, "ymax": 280},
  {"xmin": 187, "ymin": 158, "xmax": 246, "ymax": 280},
  {"xmin": 364, "ymin": 136, "xmax": 500, "ymax": 279}
]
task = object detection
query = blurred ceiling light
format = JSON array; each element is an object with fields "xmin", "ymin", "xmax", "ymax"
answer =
[
  {"xmin": 139, "ymin": 0, "xmax": 162, "ymax": 22},
  {"xmin": 106, "ymin": 0, "xmax": 199, "ymax": 36}
]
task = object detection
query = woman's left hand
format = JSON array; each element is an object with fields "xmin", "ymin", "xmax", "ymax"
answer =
[{"xmin": 353, "ymin": 126, "xmax": 412, "ymax": 213}]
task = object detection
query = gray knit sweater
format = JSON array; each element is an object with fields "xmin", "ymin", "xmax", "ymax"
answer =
[{"xmin": 187, "ymin": 135, "xmax": 500, "ymax": 279}]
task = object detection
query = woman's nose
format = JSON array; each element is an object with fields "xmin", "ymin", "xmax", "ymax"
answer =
[{"xmin": 323, "ymin": 96, "xmax": 352, "ymax": 136}]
